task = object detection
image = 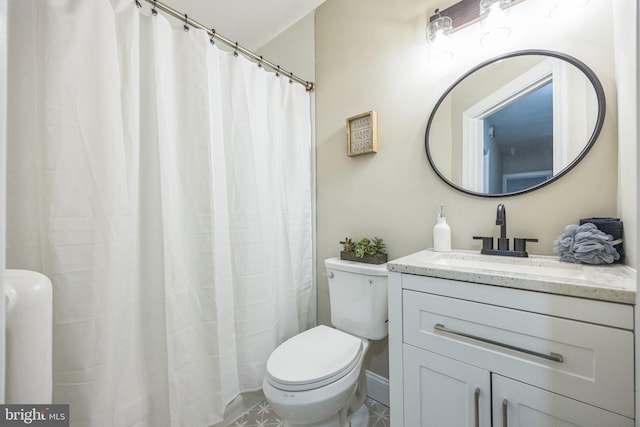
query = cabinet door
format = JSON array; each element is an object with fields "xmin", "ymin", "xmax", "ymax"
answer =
[
  {"xmin": 492, "ymin": 375, "xmax": 634, "ymax": 427},
  {"xmin": 403, "ymin": 344, "xmax": 491, "ymax": 427}
]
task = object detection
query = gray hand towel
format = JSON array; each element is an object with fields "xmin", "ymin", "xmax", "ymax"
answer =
[{"xmin": 553, "ymin": 223, "xmax": 620, "ymax": 265}]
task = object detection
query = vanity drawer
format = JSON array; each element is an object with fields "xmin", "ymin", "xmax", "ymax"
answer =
[{"xmin": 402, "ymin": 290, "xmax": 634, "ymax": 418}]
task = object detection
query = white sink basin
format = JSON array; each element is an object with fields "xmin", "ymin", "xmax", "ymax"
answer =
[{"xmin": 425, "ymin": 251, "xmax": 587, "ymax": 280}]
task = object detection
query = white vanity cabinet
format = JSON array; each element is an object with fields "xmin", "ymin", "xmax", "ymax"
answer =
[
  {"xmin": 388, "ymin": 261, "xmax": 636, "ymax": 427},
  {"xmin": 403, "ymin": 344, "xmax": 492, "ymax": 426}
]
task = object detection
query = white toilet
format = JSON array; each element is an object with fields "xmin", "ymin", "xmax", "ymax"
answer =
[{"xmin": 263, "ymin": 257, "xmax": 388, "ymax": 427}]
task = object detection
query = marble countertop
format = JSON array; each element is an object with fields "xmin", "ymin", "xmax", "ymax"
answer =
[{"xmin": 387, "ymin": 249, "xmax": 637, "ymax": 304}]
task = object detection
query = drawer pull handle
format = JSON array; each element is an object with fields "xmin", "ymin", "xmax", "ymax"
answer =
[
  {"xmin": 474, "ymin": 387, "xmax": 480, "ymax": 427},
  {"xmin": 434, "ymin": 323, "xmax": 564, "ymax": 363},
  {"xmin": 502, "ymin": 399, "xmax": 508, "ymax": 427}
]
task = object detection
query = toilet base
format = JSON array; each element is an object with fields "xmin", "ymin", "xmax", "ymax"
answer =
[
  {"xmin": 283, "ymin": 402, "xmax": 369, "ymax": 427},
  {"xmin": 348, "ymin": 403, "xmax": 369, "ymax": 427}
]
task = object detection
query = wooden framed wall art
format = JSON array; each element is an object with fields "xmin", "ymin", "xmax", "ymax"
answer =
[{"xmin": 346, "ymin": 111, "xmax": 378, "ymax": 157}]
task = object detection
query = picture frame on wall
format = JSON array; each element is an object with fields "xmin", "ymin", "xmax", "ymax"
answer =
[{"xmin": 346, "ymin": 111, "xmax": 378, "ymax": 157}]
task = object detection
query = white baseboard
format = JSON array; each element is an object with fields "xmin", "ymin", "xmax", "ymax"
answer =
[{"xmin": 366, "ymin": 370, "xmax": 389, "ymax": 407}]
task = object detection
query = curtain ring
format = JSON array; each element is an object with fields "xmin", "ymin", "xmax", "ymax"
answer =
[
  {"xmin": 183, "ymin": 14, "xmax": 189, "ymax": 32},
  {"xmin": 276, "ymin": 66, "xmax": 280, "ymax": 78},
  {"xmin": 135, "ymin": 0, "xmax": 142, "ymax": 8},
  {"xmin": 210, "ymin": 29, "xmax": 216, "ymax": 45},
  {"xmin": 258, "ymin": 56, "xmax": 263, "ymax": 68},
  {"xmin": 289, "ymin": 71, "xmax": 294, "ymax": 84},
  {"xmin": 234, "ymin": 42, "xmax": 239, "ymax": 57},
  {"xmin": 151, "ymin": 0, "xmax": 158, "ymax": 16}
]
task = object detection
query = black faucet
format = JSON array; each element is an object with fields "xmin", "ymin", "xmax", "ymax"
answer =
[
  {"xmin": 473, "ymin": 203, "xmax": 538, "ymax": 257},
  {"xmin": 495, "ymin": 203, "xmax": 509, "ymax": 250},
  {"xmin": 496, "ymin": 203, "xmax": 506, "ymax": 238}
]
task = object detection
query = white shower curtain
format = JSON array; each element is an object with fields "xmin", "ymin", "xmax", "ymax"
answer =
[{"xmin": 6, "ymin": 1, "xmax": 313, "ymax": 426}]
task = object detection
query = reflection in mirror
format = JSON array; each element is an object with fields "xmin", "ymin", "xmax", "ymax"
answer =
[
  {"xmin": 426, "ymin": 50, "xmax": 605, "ymax": 197},
  {"xmin": 483, "ymin": 80, "xmax": 553, "ymax": 193}
]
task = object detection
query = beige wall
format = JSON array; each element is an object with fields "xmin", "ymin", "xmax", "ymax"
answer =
[
  {"xmin": 257, "ymin": 12, "xmax": 316, "ymax": 81},
  {"xmin": 316, "ymin": 0, "xmax": 636, "ymax": 379}
]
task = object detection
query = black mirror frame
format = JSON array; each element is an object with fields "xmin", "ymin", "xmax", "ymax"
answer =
[{"xmin": 425, "ymin": 49, "xmax": 606, "ymax": 198}]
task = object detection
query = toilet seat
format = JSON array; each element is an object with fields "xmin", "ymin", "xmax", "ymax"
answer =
[{"xmin": 265, "ymin": 325, "xmax": 364, "ymax": 392}]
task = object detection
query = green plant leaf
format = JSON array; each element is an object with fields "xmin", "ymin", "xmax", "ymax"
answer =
[{"xmin": 342, "ymin": 236, "xmax": 386, "ymax": 258}]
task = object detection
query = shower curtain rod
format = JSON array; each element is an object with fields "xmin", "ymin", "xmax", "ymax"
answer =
[{"xmin": 139, "ymin": 0, "xmax": 315, "ymax": 92}]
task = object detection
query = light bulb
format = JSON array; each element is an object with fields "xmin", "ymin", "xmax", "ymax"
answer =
[
  {"xmin": 549, "ymin": 0, "xmax": 590, "ymax": 20},
  {"xmin": 479, "ymin": 0, "xmax": 512, "ymax": 45},
  {"xmin": 427, "ymin": 11, "xmax": 454, "ymax": 62}
]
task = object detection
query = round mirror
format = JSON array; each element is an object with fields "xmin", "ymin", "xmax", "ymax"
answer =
[{"xmin": 426, "ymin": 50, "xmax": 605, "ymax": 197}]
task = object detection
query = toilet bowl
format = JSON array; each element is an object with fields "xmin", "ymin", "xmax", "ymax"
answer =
[
  {"xmin": 263, "ymin": 325, "xmax": 370, "ymax": 427},
  {"xmin": 263, "ymin": 258, "xmax": 388, "ymax": 427}
]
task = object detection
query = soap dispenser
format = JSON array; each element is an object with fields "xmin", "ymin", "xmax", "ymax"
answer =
[{"xmin": 433, "ymin": 204, "xmax": 451, "ymax": 252}]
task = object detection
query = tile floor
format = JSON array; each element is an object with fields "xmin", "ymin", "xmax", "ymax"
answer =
[{"xmin": 227, "ymin": 397, "xmax": 390, "ymax": 427}]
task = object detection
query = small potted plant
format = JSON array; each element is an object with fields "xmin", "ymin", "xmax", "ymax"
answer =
[{"xmin": 339, "ymin": 236, "xmax": 387, "ymax": 264}]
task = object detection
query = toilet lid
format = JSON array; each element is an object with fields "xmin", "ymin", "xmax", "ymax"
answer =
[{"xmin": 266, "ymin": 325, "xmax": 363, "ymax": 391}]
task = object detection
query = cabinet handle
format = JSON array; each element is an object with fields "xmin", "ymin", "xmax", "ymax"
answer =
[
  {"xmin": 434, "ymin": 323, "xmax": 564, "ymax": 363},
  {"xmin": 474, "ymin": 387, "xmax": 480, "ymax": 427},
  {"xmin": 502, "ymin": 399, "xmax": 508, "ymax": 427}
]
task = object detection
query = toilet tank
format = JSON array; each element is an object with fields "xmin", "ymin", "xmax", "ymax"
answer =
[{"xmin": 324, "ymin": 257, "xmax": 388, "ymax": 340}]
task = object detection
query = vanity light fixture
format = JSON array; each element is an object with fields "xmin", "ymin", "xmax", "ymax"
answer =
[
  {"xmin": 427, "ymin": 0, "xmax": 522, "ymax": 51},
  {"xmin": 479, "ymin": 0, "xmax": 512, "ymax": 45},
  {"xmin": 549, "ymin": 0, "xmax": 590, "ymax": 20},
  {"xmin": 427, "ymin": 9, "xmax": 454, "ymax": 62}
]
